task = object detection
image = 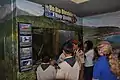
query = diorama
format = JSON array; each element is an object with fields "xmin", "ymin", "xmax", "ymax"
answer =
[
  {"xmin": 0, "ymin": 0, "xmax": 82, "ymax": 80},
  {"xmin": 1, "ymin": 0, "xmax": 120, "ymax": 80}
]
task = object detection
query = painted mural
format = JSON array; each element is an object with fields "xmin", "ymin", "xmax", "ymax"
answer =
[{"xmin": 83, "ymin": 26, "xmax": 120, "ymax": 48}]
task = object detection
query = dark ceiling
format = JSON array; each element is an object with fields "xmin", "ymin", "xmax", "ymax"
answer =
[{"xmin": 28, "ymin": 0, "xmax": 120, "ymax": 17}]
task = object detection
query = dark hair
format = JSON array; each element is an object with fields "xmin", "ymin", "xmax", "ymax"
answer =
[
  {"xmin": 63, "ymin": 41, "xmax": 74, "ymax": 54},
  {"xmin": 42, "ymin": 56, "xmax": 50, "ymax": 63},
  {"xmin": 118, "ymin": 53, "xmax": 120, "ymax": 60},
  {"xmin": 60, "ymin": 39, "xmax": 72, "ymax": 55},
  {"xmin": 84, "ymin": 40, "xmax": 93, "ymax": 52},
  {"xmin": 93, "ymin": 47, "xmax": 100, "ymax": 60}
]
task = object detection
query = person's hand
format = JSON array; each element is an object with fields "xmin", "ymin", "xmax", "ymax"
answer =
[{"xmin": 76, "ymin": 49, "xmax": 83, "ymax": 55}]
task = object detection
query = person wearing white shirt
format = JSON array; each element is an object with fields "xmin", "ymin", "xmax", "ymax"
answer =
[
  {"xmin": 56, "ymin": 41, "xmax": 80, "ymax": 80},
  {"xmin": 57, "ymin": 39, "xmax": 84, "ymax": 80},
  {"xmin": 84, "ymin": 40, "xmax": 94, "ymax": 80},
  {"xmin": 36, "ymin": 56, "xmax": 56, "ymax": 80}
]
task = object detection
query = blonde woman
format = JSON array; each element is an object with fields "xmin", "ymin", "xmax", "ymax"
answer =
[{"xmin": 93, "ymin": 41, "xmax": 118, "ymax": 80}]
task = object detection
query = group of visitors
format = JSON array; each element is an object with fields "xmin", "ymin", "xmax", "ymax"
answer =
[{"xmin": 36, "ymin": 39, "xmax": 120, "ymax": 80}]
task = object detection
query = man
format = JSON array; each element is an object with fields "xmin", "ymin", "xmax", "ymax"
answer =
[
  {"xmin": 36, "ymin": 56, "xmax": 56, "ymax": 80},
  {"xmin": 56, "ymin": 42, "xmax": 80, "ymax": 80}
]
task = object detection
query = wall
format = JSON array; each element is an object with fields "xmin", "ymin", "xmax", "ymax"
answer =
[
  {"xmin": 0, "ymin": 0, "xmax": 17, "ymax": 80},
  {"xmin": 83, "ymin": 11, "xmax": 120, "ymax": 27},
  {"xmin": 83, "ymin": 11, "xmax": 120, "ymax": 48}
]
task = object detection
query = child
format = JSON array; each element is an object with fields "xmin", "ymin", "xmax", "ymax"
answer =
[
  {"xmin": 93, "ymin": 41, "xmax": 118, "ymax": 80},
  {"xmin": 84, "ymin": 40, "xmax": 94, "ymax": 80},
  {"xmin": 56, "ymin": 41, "xmax": 80, "ymax": 80},
  {"xmin": 36, "ymin": 56, "xmax": 56, "ymax": 80}
]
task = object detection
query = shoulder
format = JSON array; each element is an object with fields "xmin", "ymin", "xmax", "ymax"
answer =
[
  {"xmin": 57, "ymin": 61, "xmax": 68, "ymax": 69},
  {"xmin": 58, "ymin": 61, "xmax": 67, "ymax": 66},
  {"xmin": 60, "ymin": 53, "xmax": 65, "ymax": 56},
  {"xmin": 49, "ymin": 65, "xmax": 55, "ymax": 68},
  {"xmin": 97, "ymin": 56, "xmax": 106, "ymax": 62},
  {"xmin": 48, "ymin": 65, "xmax": 56, "ymax": 71},
  {"xmin": 95, "ymin": 56, "xmax": 108, "ymax": 66},
  {"xmin": 85, "ymin": 49, "xmax": 94, "ymax": 55},
  {"xmin": 36, "ymin": 65, "xmax": 42, "ymax": 71},
  {"xmin": 89, "ymin": 49, "xmax": 94, "ymax": 53},
  {"xmin": 59, "ymin": 53, "xmax": 65, "ymax": 58}
]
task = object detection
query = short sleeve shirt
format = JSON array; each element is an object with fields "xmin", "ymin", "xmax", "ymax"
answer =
[{"xmin": 93, "ymin": 56, "xmax": 117, "ymax": 80}]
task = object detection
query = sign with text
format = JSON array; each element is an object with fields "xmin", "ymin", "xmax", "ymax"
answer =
[
  {"xmin": 18, "ymin": 22, "xmax": 33, "ymax": 72},
  {"xmin": 45, "ymin": 5, "xmax": 55, "ymax": 18},
  {"xmin": 44, "ymin": 4, "xmax": 77, "ymax": 23}
]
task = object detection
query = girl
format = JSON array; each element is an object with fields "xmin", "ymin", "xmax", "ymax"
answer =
[
  {"xmin": 84, "ymin": 40, "xmax": 94, "ymax": 80},
  {"xmin": 93, "ymin": 41, "xmax": 118, "ymax": 80}
]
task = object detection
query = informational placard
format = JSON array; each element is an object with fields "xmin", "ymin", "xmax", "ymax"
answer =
[
  {"xmin": 18, "ymin": 22, "xmax": 33, "ymax": 72},
  {"xmin": 20, "ymin": 47, "xmax": 32, "ymax": 59},
  {"xmin": 20, "ymin": 35, "xmax": 32, "ymax": 47},
  {"xmin": 20, "ymin": 59, "xmax": 33, "ymax": 72},
  {"xmin": 44, "ymin": 4, "xmax": 77, "ymax": 23}
]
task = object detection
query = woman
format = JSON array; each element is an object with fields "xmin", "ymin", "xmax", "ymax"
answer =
[
  {"xmin": 93, "ymin": 41, "xmax": 118, "ymax": 80},
  {"xmin": 84, "ymin": 40, "xmax": 94, "ymax": 80}
]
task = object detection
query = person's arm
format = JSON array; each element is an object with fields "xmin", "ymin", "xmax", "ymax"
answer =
[
  {"xmin": 76, "ymin": 50, "xmax": 84, "ymax": 80},
  {"xmin": 79, "ymin": 63, "xmax": 84, "ymax": 80},
  {"xmin": 93, "ymin": 62, "xmax": 101, "ymax": 80}
]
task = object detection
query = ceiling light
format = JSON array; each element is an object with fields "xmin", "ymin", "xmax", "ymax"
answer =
[{"xmin": 71, "ymin": 0, "xmax": 89, "ymax": 4}]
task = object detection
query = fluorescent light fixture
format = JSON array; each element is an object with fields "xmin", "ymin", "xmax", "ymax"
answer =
[{"xmin": 71, "ymin": 0, "xmax": 89, "ymax": 4}]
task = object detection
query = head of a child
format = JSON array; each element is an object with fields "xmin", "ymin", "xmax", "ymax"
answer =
[
  {"xmin": 72, "ymin": 39, "xmax": 79, "ymax": 50},
  {"xmin": 97, "ymin": 41, "xmax": 112, "ymax": 56},
  {"xmin": 42, "ymin": 56, "xmax": 50, "ymax": 63},
  {"xmin": 63, "ymin": 41, "xmax": 74, "ymax": 57},
  {"xmin": 84, "ymin": 40, "xmax": 93, "ymax": 52}
]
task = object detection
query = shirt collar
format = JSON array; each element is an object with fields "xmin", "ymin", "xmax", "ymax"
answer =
[
  {"xmin": 41, "ymin": 63, "xmax": 50, "ymax": 64},
  {"xmin": 65, "ymin": 56, "xmax": 73, "ymax": 59}
]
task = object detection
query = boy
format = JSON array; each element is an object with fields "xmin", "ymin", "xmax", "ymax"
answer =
[
  {"xmin": 36, "ymin": 56, "xmax": 56, "ymax": 80},
  {"xmin": 56, "ymin": 42, "xmax": 80, "ymax": 80}
]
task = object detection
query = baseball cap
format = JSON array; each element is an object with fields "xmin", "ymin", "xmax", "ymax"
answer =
[{"xmin": 72, "ymin": 39, "xmax": 79, "ymax": 45}]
